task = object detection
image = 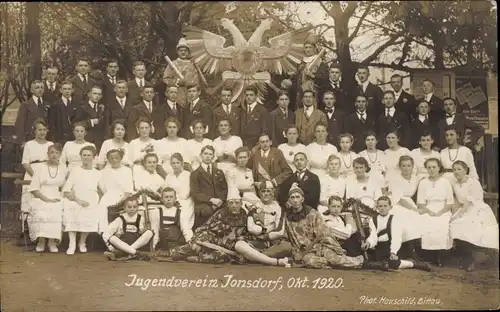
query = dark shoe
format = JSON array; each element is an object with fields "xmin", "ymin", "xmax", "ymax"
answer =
[
  {"xmin": 104, "ymin": 249, "xmax": 126, "ymax": 261},
  {"xmin": 363, "ymin": 260, "xmax": 389, "ymax": 271},
  {"xmin": 186, "ymin": 255, "xmax": 201, "ymax": 263},
  {"xmin": 153, "ymin": 250, "xmax": 171, "ymax": 258},
  {"xmin": 413, "ymin": 260, "xmax": 432, "ymax": 272},
  {"xmin": 136, "ymin": 251, "xmax": 152, "ymax": 261}
]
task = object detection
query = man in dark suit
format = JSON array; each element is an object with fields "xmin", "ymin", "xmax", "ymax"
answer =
[
  {"xmin": 437, "ymin": 97, "xmax": 485, "ymax": 149},
  {"xmin": 74, "ymin": 85, "xmax": 105, "ymax": 149},
  {"xmin": 241, "ymin": 85, "xmax": 270, "ymax": 148},
  {"xmin": 295, "ymin": 90, "xmax": 328, "ymax": 145},
  {"xmin": 356, "ymin": 65, "xmax": 384, "ymax": 117},
  {"xmin": 42, "ymin": 66, "xmax": 60, "ymax": 105},
  {"xmin": 190, "ymin": 145, "xmax": 228, "ymax": 228},
  {"xmin": 47, "ymin": 80, "xmax": 77, "ymax": 144},
  {"xmin": 376, "ymin": 91, "xmax": 411, "ymax": 149},
  {"xmin": 103, "ymin": 80, "xmax": 134, "ymax": 140},
  {"xmin": 345, "ymin": 94, "xmax": 377, "ymax": 153},
  {"xmin": 278, "ymin": 152, "xmax": 320, "ymax": 209},
  {"xmin": 153, "ymin": 85, "xmax": 183, "ymax": 140},
  {"xmin": 14, "ymin": 80, "xmax": 48, "ymax": 146},
  {"xmin": 126, "ymin": 84, "xmax": 161, "ymax": 140},
  {"xmin": 248, "ymin": 133, "xmax": 292, "ymax": 198},
  {"xmin": 182, "ymin": 84, "xmax": 213, "ymax": 139},
  {"xmin": 321, "ymin": 90, "xmax": 346, "ymax": 148},
  {"xmin": 212, "ymin": 87, "xmax": 242, "ymax": 137},
  {"xmin": 101, "ymin": 59, "xmax": 120, "ymax": 105},
  {"xmin": 409, "ymin": 99, "xmax": 438, "ymax": 149},
  {"xmin": 269, "ymin": 90, "xmax": 294, "ymax": 146},
  {"xmin": 318, "ymin": 63, "xmax": 352, "ymax": 113},
  {"xmin": 420, "ymin": 79, "xmax": 445, "ymax": 122},
  {"xmin": 390, "ymin": 74, "xmax": 416, "ymax": 120},
  {"xmin": 70, "ymin": 57, "xmax": 98, "ymax": 104},
  {"xmin": 127, "ymin": 61, "xmax": 150, "ymax": 105}
]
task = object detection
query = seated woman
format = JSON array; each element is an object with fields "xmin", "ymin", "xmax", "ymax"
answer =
[
  {"xmin": 440, "ymin": 125, "xmax": 479, "ymax": 181},
  {"xmin": 450, "ymin": 160, "xmax": 499, "ymax": 271},
  {"xmin": 98, "ymin": 149, "xmax": 134, "ymax": 233},
  {"xmin": 98, "ymin": 120, "xmax": 131, "ymax": 170},
  {"xmin": 102, "ymin": 195, "xmax": 153, "ymax": 261},
  {"xmin": 60, "ymin": 122, "xmax": 96, "ymax": 172},
  {"xmin": 157, "ymin": 117, "xmax": 189, "ymax": 174},
  {"xmin": 62, "ymin": 145, "xmax": 101, "ymax": 255},
  {"xmin": 383, "ymin": 129, "xmax": 411, "ymax": 181},
  {"xmin": 306, "ymin": 123, "xmax": 338, "ymax": 178},
  {"xmin": 411, "ymin": 131, "xmax": 440, "ymax": 180},
  {"xmin": 28, "ymin": 143, "xmax": 68, "ymax": 252},
  {"xmin": 318, "ymin": 154, "xmax": 346, "ymax": 211},
  {"xmin": 225, "ymin": 147, "xmax": 261, "ymax": 206},
  {"xmin": 363, "ymin": 196, "xmax": 432, "ymax": 271},
  {"xmin": 278, "ymin": 125, "xmax": 307, "ymax": 173},
  {"xmin": 345, "ymin": 157, "xmax": 382, "ymax": 210},
  {"xmin": 186, "ymin": 120, "xmax": 214, "ymax": 171},
  {"xmin": 128, "ymin": 118, "xmax": 160, "ymax": 178},
  {"xmin": 338, "ymin": 133, "xmax": 358, "ymax": 179},
  {"xmin": 358, "ymin": 131, "xmax": 386, "ymax": 186},
  {"xmin": 213, "ymin": 118, "xmax": 242, "ymax": 175},
  {"xmin": 133, "ymin": 153, "xmax": 165, "ymax": 193}
]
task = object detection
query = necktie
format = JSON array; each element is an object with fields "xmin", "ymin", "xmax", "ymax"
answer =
[
  {"xmin": 297, "ymin": 171, "xmax": 303, "ymax": 180},
  {"xmin": 120, "ymin": 99, "xmax": 124, "ymax": 108},
  {"xmin": 207, "ymin": 164, "xmax": 211, "ymax": 175},
  {"xmin": 139, "ymin": 80, "xmax": 143, "ymax": 88},
  {"xmin": 83, "ymin": 75, "xmax": 87, "ymax": 86},
  {"xmin": 50, "ymin": 83, "xmax": 55, "ymax": 91},
  {"xmin": 172, "ymin": 104, "xmax": 177, "ymax": 115},
  {"xmin": 447, "ymin": 114, "xmax": 454, "ymax": 118},
  {"xmin": 225, "ymin": 105, "xmax": 230, "ymax": 114},
  {"xmin": 112, "ymin": 77, "xmax": 116, "ymax": 85},
  {"xmin": 247, "ymin": 105, "xmax": 252, "ymax": 114},
  {"xmin": 147, "ymin": 102, "xmax": 152, "ymax": 112},
  {"xmin": 360, "ymin": 114, "xmax": 365, "ymax": 123},
  {"xmin": 325, "ymin": 108, "xmax": 333, "ymax": 113},
  {"xmin": 92, "ymin": 102, "xmax": 98, "ymax": 113},
  {"xmin": 37, "ymin": 98, "xmax": 42, "ymax": 107},
  {"xmin": 66, "ymin": 98, "xmax": 71, "ymax": 106}
]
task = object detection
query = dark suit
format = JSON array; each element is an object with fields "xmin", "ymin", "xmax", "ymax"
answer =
[
  {"xmin": 358, "ymin": 82, "xmax": 384, "ymax": 117},
  {"xmin": 182, "ymin": 98, "xmax": 214, "ymax": 139},
  {"xmin": 103, "ymin": 97, "xmax": 134, "ymax": 140},
  {"xmin": 156, "ymin": 101, "xmax": 185, "ymax": 140},
  {"xmin": 248, "ymin": 147, "xmax": 292, "ymax": 194},
  {"xmin": 279, "ymin": 169, "xmax": 320, "ymax": 209},
  {"xmin": 47, "ymin": 97, "xmax": 78, "ymax": 144},
  {"xmin": 212, "ymin": 103, "xmax": 242, "ymax": 137},
  {"xmin": 100, "ymin": 75, "xmax": 118, "ymax": 105},
  {"xmin": 269, "ymin": 108, "xmax": 295, "ymax": 146},
  {"xmin": 437, "ymin": 113, "xmax": 485, "ymax": 149},
  {"xmin": 126, "ymin": 101, "xmax": 161, "ymax": 140},
  {"xmin": 241, "ymin": 104, "xmax": 270, "ymax": 148},
  {"xmin": 295, "ymin": 107, "xmax": 328, "ymax": 145},
  {"xmin": 394, "ymin": 90, "xmax": 416, "ymax": 121},
  {"xmin": 126, "ymin": 79, "xmax": 150, "ymax": 105},
  {"xmin": 190, "ymin": 164, "xmax": 228, "ymax": 228},
  {"xmin": 74, "ymin": 101, "xmax": 105, "ymax": 149},
  {"xmin": 420, "ymin": 94, "xmax": 445, "ymax": 123},
  {"xmin": 323, "ymin": 108, "xmax": 346, "ymax": 148},
  {"xmin": 70, "ymin": 74, "xmax": 98, "ymax": 104},
  {"xmin": 345, "ymin": 112, "xmax": 376, "ymax": 153},
  {"xmin": 14, "ymin": 97, "xmax": 47, "ymax": 144},
  {"xmin": 376, "ymin": 110, "xmax": 411, "ymax": 149},
  {"xmin": 42, "ymin": 81, "xmax": 61, "ymax": 105},
  {"xmin": 409, "ymin": 116, "xmax": 438, "ymax": 149},
  {"xmin": 318, "ymin": 80, "xmax": 353, "ymax": 113}
]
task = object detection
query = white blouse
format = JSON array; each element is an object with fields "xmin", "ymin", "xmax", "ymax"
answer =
[
  {"xmin": 98, "ymin": 139, "xmax": 130, "ymax": 167},
  {"xmin": 278, "ymin": 143, "xmax": 307, "ymax": 173},
  {"xmin": 440, "ymin": 146, "xmax": 479, "ymax": 180},
  {"xmin": 411, "ymin": 148, "xmax": 440, "ymax": 179},
  {"xmin": 186, "ymin": 138, "xmax": 214, "ymax": 171},
  {"xmin": 60, "ymin": 141, "xmax": 96, "ymax": 170}
]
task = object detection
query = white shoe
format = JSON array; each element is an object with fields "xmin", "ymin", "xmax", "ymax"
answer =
[
  {"xmin": 78, "ymin": 244, "xmax": 87, "ymax": 253},
  {"xmin": 36, "ymin": 244, "xmax": 45, "ymax": 253},
  {"xmin": 66, "ymin": 245, "xmax": 76, "ymax": 255},
  {"xmin": 49, "ymin": 245, "xmax": 58, "ymax": 253}
]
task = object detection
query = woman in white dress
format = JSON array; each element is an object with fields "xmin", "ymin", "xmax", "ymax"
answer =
[
  {"xmin": 98, "ymin": 149, "xmax": 134, "ymax": 232},
  {"xmin": 358, "ymin": 131, "xmax": 386, "ymax": 186},
  {"xmin": 277, "ymin": 125, "xmax": 307, "ymax": 173},
  {"xmin": 128, "ymin": 117, "xmax": 160, "ymax": 178},
  {"xmin": 60, "ymin": 122, "xmax": 96, "ymax": 171},
  {"xmin": 439, "ymin": 125, "xmax": 479, "ymax": 181},
  {"xmin": 213, "ymin": 118, "xmax": 242, "ymax": 174},
  {"xmin": 317, "ymin": 154, "xmax": 346, "ymax": 214},
  {"xmin": 62, "ymin": 145, "xmax": 101, "ymax": 255},
  {"xmin": 133, "ymin": 153, "xmax": 165, "ymax": 192},
  {"xmin": 164, "ymin": 153, "xmax": 195, "ymax": 231},
  {"xmin": 186, "ymin": 120, "xmax": 213, "ymax": 171},
  {"xmin": 226, "ymin": 147, "xmax": 261, "ymax": 205},
  {"xmin": 450, "ymin": 160, "xmax": 498, "ymax": 271},
  {"xmin": 416, "ymin": 158, "xmax": 454, "ymax": 266},
  {"xmin": 306, "ymin": 123, "xmax": 338, "ymax": 178},
  {"xmin": 384, "ymin": 130, "xmax": 411, "ymax": 180},
  {"xmin": 98, "ymin": 120, "xmax": 130, "ymax": 169},
  {"xmin": 338, "ymin": 133, "xmax": 358, "ymax": 179},
  {"xmin": 20, "ymin": 119, "xmax": 53, "ymax": 216},
  {"xmin": 28, "ymin": 143, "xmax": 68, "ymax": 252},
  {"xmin": 411, "ymin": 131, "xmax": 440, "ymax": 180},
  {"xmin": 157, "ymin": 117, "xmax": 188, "ymax": 174},
  {"xmin": 345, "ymin": 157, "xmax": 382, "ymax": 209}
]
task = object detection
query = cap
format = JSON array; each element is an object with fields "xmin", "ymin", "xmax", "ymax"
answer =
[
  {"xmin": 288, "ymin": 182, "xmax": 304, "ymax": 197},
  {"xmin": 176, "ymin": 38, "xmax": 189, "ymax": 51},
  {"xmin": 227, "ymin": 187, "xmax": 242, "ymax": 201}
]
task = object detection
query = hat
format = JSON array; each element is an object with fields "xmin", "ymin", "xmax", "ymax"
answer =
[
  {"xmin": 288, "ymin": 182, "xmax": 304, "ymax": 198},
  {"xmin": 227, "ymin": 187, "xmax": 242, "ymax": 201},
  {"xmin": 176, "ymin": 38, "xmax": 189, "ymax": 51}
]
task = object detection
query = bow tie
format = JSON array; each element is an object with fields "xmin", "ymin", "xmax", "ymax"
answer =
[
  {"xmin": 446, "ymin": 114, "xmax": 455, "ymax": 118},
  {"xmin": 325, "ymin": 108, "xmax": 334, "ymax": 113}
]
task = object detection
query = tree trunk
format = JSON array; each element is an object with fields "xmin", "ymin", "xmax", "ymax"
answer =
[
  {"xmin": 433, "ymin": 36, "xmax": 445, "ymax": 69},
  {"xmin": 26, "ymin": 2, "xmax": 42, "ymax": 83}
]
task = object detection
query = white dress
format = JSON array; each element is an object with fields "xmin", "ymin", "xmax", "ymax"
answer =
[
  {"xmin": 156, "ymin": 137, "xmax": 188, "ymax": 174},
  {"xmin": 98, "ymin": 166, "xmax": 134, "ymax": 232},
  {"xmin": 226, "ymin": 166, "xmax": 261, "ymax": 205},
  {"xmin": 20, "ymin": 140, "xmax": 53, "ymax": 213},
  {"xmin": 411, "ymin": 148, "xmax": 440, "ymax": 180},
  {"xmin": 213, "ymin": 135, "xmax": 243, "ymax": 174},
  {"xmin": 27, "ymin": 164, "xmax": 67, "ymax": 241},
  {"xmin": 98, "ymin": 139, "xmax": 131, "ymax": 168},
  {"xmin": 306, "ymin": 142, "xmax": 338, "ymax": 178},
  {"xmin": 417, "ymin": 177, "xmax": 454, "ymax": 250},
  {"xmin": 338, "ymin": 151, "xmax": 358, "ymax": 179},
  {"xmin": 450, "ymin": 177, "xmax": 498, "ymax": 249},
  {"xmin": 440, "ymin": 146, "xmax": 479, "ymax": 181},
  {"xmin": 345, "ymin": 176, "xmax": 382, "ymax": 209},
  {"xmin": 164, "ymin": 170, "xmax": 195, "ymax": 231},
  {"xmin": 386, "ymin": 173, "xmax": 424, "ymax": 241},
  {"xmin": 278, "ymin": 143, "xmax": 307, "ymax": 173},
  {"xmin": 128, "ymin": 137, "xmax": 161, "ymax": 178},
  {"xmin": 318, "ymin": 174, "xmax": 346, "ymax": 212},
  {"xmin": 358, "ymin": 149, "xmax": 386, "ymax": 186},
  {"xmin": 60, "ymin": 141, "xmax": 96, "ymax": 171},
  {"xmin": 384, "ymin": 147, "xmax": 411, "ymax": 180},
  {"xmin": 134, "ymin": 169, "xmax": 165, "ymax": 192},
  {"xmin": 186, "ymin": 138, "xmax": 214, "ymax": 171},
  {"xmin": 62, "ymin": 167, "xmax": 101, "ymax": 232}
]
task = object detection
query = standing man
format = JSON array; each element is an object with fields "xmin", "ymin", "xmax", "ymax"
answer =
[
  {"xmin": 182, "ymin": 84, "xmax": 213, "ymax": 139},
  {"xmin": 127, "ymin": 84, "xmax": 160, "ymax": 140},
  {"xmin": 159, "ymin": 85, "xmax": 185, "ymax": 139},
  {"xmin": 390, "ymin": 74, "xmax": 416, "ymax": 121},
  {"xmin": 240, "ymin": 85, "xmax": 270, "ymax": 148},
  {"xmin": 376, "ymin": 91, "xmax": 410, "ymax": 149},
  {"xmin": 269, "ymin": 90, "xmax": 295, "ymax": 146},
  {"xmin": 43, "ymin": 66, "xmax": 60, "ymax": 105},
  {"xmin": 420, "ymin": 79, "xmax": 445, "ymax": 122},
  {"xmin": 345, "ymin": 94, "xmax": 377, "ymax": 153},
  {"xmin": 48, "ymin": 80, "xmax": 77, "ymax": 144},
  {"xmin": 295, "ymin": 90, "xmax": 327, "ymax": 145},
  {"xmin": 14, "ymin": 80, "xmax": 47, "ymax": 146},
  {"xmin": 101, "ymin": 59, "xmax": 120, "ymax": 105},
  {"xmin": 318, "ymin": 64, "xmax": 351, "ymax": 113},
  {"xmin": 127, "ymin": 61, "xmax": 150, "ymax": 105},
  {"xmin": 103, "ymin": 80, "xmax": 134, "ymax": 139},
  {"xmin": 74, "ymin": 85, "xmax": 105, "ymax": 149},
  {"xmin": 356, "ymin": 65, "xmax": 383, "ymax": 117},
  {"xmin": 70, "ymin": 57, "xmax": 97, "ymax": 104},
  {"xmin": 321, "ymin": 91, "xmax": 346, "ymax": 148},
  {"xmin": 212, "ymin": 87, "xmax": 241, "ymax": 137}
]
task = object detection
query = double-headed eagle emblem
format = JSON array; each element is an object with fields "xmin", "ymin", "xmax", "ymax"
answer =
[{"xmin": 183, "ymin": 18, "xmax": 313, "ymax": 103}]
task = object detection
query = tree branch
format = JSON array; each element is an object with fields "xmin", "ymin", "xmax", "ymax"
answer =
[
  {"xmin": 361, "ymin": 36, "xmax": 405, "ymax": 64},
  {"xmin": 348, "ymin": 2, "xmax": 373, "ymax": 43}
]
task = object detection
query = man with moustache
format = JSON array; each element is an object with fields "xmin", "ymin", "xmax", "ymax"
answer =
[
  {"xmin": 43, "ymin": 66, "xmax": 61, "ymax": 105},
  {"xmin": 321, "ymin": 91, "xmax": 346, "ymax": 148},
  {"xmin": 345, "ymin": 94, "xmax": 377, "ymax": 153},
  {"xmin": 212, "ymin": 87, "xmax": 241, "ymax": 137},
  {"xmin": 295, "ymin": 90, "xmax": 328, "ymax": 145},
  {"xmin": 356, "ymin": 65, "xmax": 384, "ymax": 117},
  {"xmin": 127, "ymin": 84, "xmax": 160, "ymax": 140},
  {"xmin": 390, "ymin": 74, "xmax": 416, "ymax": 120},
  {"xmin": 70, "ymin": 57, "xmax": 98, "ymax": 104},
  {"xmin": 74, "ymin": 85, "xmax": 105, "ymax": 149},
  {"xmin": 103, "ymin": 80, "xmax": 134, "ymax": 140},
  {"xmin": 14, "ymin": 80, "xmax": 48, "ymax": 146},
  {"xmin": 47, "ymin": 80, "xmax": 78, "ymax": 144}
]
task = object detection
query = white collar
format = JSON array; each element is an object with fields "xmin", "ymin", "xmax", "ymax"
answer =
[
  {"xmin": 88, "ymin": 100, "xmax": 96, "ymax": 107},
  {"xmin": 360, "ymin": 80, "xmax": 369, "ymax": 90},
  {"xmin": 393, "ymin": 89, "xmax": 402, "ymax": 97},
  {"xmin": 46, "ymin": 80, "xmax": 56, "ymax": 87},
  {"xmin": 418, "ymin": 114, "xmax": 428, "ymax": 122},
  {"xmin": 325, "ymin": 106, "xmax": 335, "ymax": 113},
  {"xmin": 247, "ymin": 101, "xmax": 257, "ymax": 111},
  {"xmin": 108, "ymin": 74, "xmax": 116, "ymax": 80},
  {"xmin": 135, "ymin": 77, "xmax": 144, "ymax": 84},
  {"xmin": 357, "ymin": 110, "xmax": 366, "ymax": 116},
  {"xmin": 32, "ymin": 95, "xmax": 42, "ymax": 103},
  {"xmin": 143, "ymin": 100, "xmax": 152, "ymax": 106},
  {"xmin": 62, "ymin": 96, "xmax": 71, "ymax": 104},
  {"xmin": 167, "ymin": 100, "xmax": 177, "ymax": 108},
  {"xmin": 385, "ymin": 106, "xmax": 395, "ymax": 115},
  {"xmin": 280, "ymin": 107, "xmax": 288, "ymax": 115},
  {"xmin": 117, "ymin": 96, "xmax": 126, "ymax": 103},
  {"xmin": 192, "ymin": 98, "xmax": 200, "ymax": 106},
  {"xmin": 304, "ymin": 105, "xmax": 314, "ymax": 112},
  {"xmin": 261, "ymin": 149, "xmax": 270, "ymax": 157},
  {"xmin": 330, "ymin": 78, "xmax": 342, "ymax": 85},
  {"xmin": 424, "ymin": 92, "xmax": 433, "ymax": 101}
]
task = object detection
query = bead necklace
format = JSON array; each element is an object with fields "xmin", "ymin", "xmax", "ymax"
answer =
[
  {"xmin": 366, "ymin": 150, "xmax": 378, "ymax": 163},
  {"xmin": 340, "ymin": 151, "xmax": 353, "ymax": 168},
  {"xmin": 47, "ymin": 164, "xmax": 59, "ymax": 179},
  {"xmin": 448, "ymin": 146, "xmax": 460, "ymax": 162}
]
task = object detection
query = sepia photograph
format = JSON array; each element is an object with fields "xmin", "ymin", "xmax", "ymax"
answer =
[{"xmin": 0, "ymin": 1, "xmax": 498, "ymax": 310}]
